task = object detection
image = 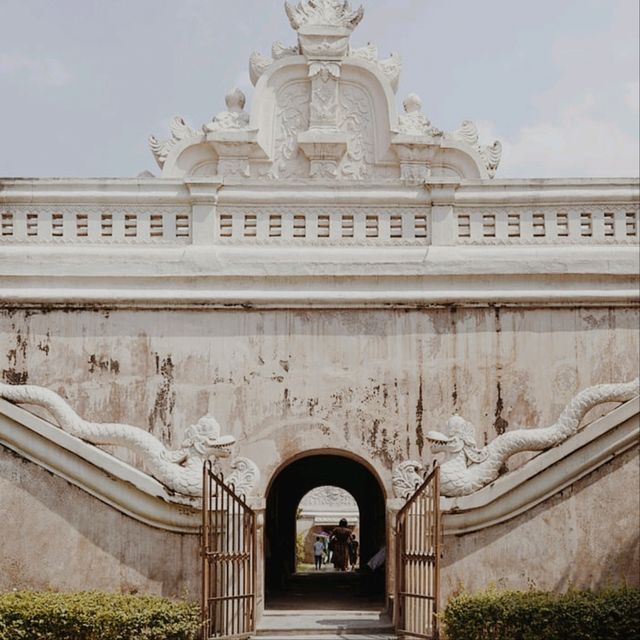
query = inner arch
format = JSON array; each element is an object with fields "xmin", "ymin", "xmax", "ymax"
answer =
[{"xmin": 265, "ymin": 453, "xmax": 386, "ymax": 609}]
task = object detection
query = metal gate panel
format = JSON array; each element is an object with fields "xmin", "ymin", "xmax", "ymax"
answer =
[
  {"xmin": 395, "ymin": 465, "xmax": 441, "ymax": 640},
  {"xmin": 202, "ymin": 460, "xmax": 256, "ymax": 640}
]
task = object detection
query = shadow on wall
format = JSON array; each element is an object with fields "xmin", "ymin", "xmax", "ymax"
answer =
[
  {"xmin": 0, "ymin": 445, "xmax": 199, "ymax": 599},
  {"xmin": 441, "ymin": 446, "xmax": 640, "ymax": 598}
]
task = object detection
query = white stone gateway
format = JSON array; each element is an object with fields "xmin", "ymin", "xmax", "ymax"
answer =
[{"xmin": 0, "ymin": 0, "xmax": 638, "ymax": 607}]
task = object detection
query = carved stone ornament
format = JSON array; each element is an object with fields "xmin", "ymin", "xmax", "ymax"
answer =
[
  {"xmin": 448, "ymin": 120, "xmax": 502, "ymax": 178},
  {"xmin": 148, "ymin": 1, "xmax": 503, "ymax": 181},
  {"xmin": 204, "ymin": 88, "xmax": 250, "ymax": 133},
  {"xmin": 0, "ymin": 382, "xmax": 237, "ymax": 497},
  {"xmin": 392, "ymin": 459, "xmax": 426, "ymax": 499},
  {"xmin": 285, "ymin": 0, "xmax": 364, "ymax": 31},
  {"xmin": 149, "ymin": 117, "xmax": 200, "ymax": 169},
  {"xmin": 300, "ymin": 485, "xmax": 358, "ymax": 509},
  {"xmin": 397, "ymin": 94, "xmax": 442, "ymax": 137},
  {"xmin": 226, "ymin": 456, "xmax": 261, "ymax": 499},
  {"xmin": 350, "ymin": 43, "xmax": 401, "ymax": 92},
  {"xmin": 250, "ymin": 41, "xmax": 302, "ymax": 86},
  {"xmin": 426, "ymin": 379, "xmax": 639, "ymax": 497}
]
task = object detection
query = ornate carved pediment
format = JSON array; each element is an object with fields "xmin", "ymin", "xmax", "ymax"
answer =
[{"xmin": 150, "ymin": 1, "xmax": 502, "ymax": 181}]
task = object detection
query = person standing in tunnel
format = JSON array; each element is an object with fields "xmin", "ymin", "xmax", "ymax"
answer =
[
  {"xmin": 313, "ymin": 537, "xmax": 324, "ymax": 570},
  {"xmin": 330, "ymin": 519, "xmax": 351, "ymax": 572},
  {"xmin": 348, "ymin": 534, "xmax": 359, "ymax": 571}
]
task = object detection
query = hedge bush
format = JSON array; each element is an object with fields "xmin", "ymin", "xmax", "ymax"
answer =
[
  {"xmin": 0, "ymin": 591, "xmax": 200, "ymax": 640},
  {"xmin": 442, "ymin": 586, "xmax": 640, "ymax": 640}
]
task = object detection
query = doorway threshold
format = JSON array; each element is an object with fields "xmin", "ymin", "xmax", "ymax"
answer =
[{"xmin": 256, "ymin": 609, "xmax": 395, "ymax": 638}]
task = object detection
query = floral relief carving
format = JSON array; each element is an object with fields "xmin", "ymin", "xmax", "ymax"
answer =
[
  {"xmin": 338, "ymin": 83, "xmax": 375, "ymax": 180},
  {"xmin": 310, "ymin": 80, "xmax": 338, "ymax": 126},
  {"xmin": 274, "ymin": 81, "xmax": 311, "ymax": 179}
]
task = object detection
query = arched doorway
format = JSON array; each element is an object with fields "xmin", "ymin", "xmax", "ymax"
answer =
[
  {"xmin": 265, "ymin": 452, "xmax": 387, "ymax": 610},
  {"xmin": 295, "ymin": 485, "xmax": 359, "ymax": 572}
]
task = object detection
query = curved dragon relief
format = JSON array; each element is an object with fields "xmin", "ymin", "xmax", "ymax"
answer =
[
  {"xmin": 393, "ymin": 379, "xmax": 639, "ymax": 499},
  {"xmin": 0, "ymin": 383, "xmax": 259, "ymax": 499}
]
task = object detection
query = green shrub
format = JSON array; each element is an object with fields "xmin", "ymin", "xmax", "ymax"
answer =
[
  {"xmin": 0, "ymin": 591, "xmax": 201, "ymax": 640},
  {"xmin": 296, "ymin": 532, "xmax": 306, "ymax": 565},
  {"xmin": 442, "ymin": 586, "xmax": 640, "ymax": 640}
]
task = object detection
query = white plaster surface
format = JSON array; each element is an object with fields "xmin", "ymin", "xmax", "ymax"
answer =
[
  {"xmin": 0, "ymin": 398, "xmax": 200, "ymax": 532},
  {"xmin": 1, "ymin": 306, "xmax": 636, "ymax": 490},
  {"xmin": 0, "ymin": 444, "xmax": 199, "ymax": 597},
  {"xmin": 441, "ymin": 444, "xmax": 640, "ymax": 602}
]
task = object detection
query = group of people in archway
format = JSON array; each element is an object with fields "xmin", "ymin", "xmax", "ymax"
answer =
[{"xmin": 314, "ymin": 518, "xmax": 359, "ymax": 571}]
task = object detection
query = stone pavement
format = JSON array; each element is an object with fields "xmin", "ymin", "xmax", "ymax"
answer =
[{"xmin": 255, "ymin": 609, "xmax": 396, "ymax": 639}]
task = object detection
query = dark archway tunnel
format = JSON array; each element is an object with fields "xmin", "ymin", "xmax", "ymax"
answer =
[{"xmin": 265, "ymin": 453, "xmax": 387, "ymax": 608}]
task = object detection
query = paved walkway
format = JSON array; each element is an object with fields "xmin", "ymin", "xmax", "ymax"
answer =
[
  {"xmin": 259, "ymin": 570, "xmax": 394, "ymax": 638},
  {"xmin": 266, "ymin": 570, "xmax": 385, "ymax": 611},
  {"xmin": 256, "ymin": 609, "xmax": 395, "ymax": 638}
]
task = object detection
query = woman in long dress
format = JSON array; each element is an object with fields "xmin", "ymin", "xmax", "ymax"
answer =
[{"xmin": 330, "ymin": 519, "xmax": 352, "ymax": 571}]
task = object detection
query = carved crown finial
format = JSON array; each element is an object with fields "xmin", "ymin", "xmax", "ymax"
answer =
[{"xmin": 285, "ymin": 0, "xmax": 364, "ymax": 31}]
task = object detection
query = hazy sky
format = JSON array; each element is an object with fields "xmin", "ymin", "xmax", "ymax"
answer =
[{"xmin": 0, "ymin": 0, "xmax": 638, "ymax": 178}]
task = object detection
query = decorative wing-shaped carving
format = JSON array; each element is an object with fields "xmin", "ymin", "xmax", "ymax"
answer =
[
  {"xmin": 451, "ymin": 120, "xmax": 479, "ymax": 146},
  {"xmin": 449, "ymin": 120, "xmax": 502, "ymax": 177},
  {"xmin": 479, "ymin": 141, "xmax": 503, "ymax": 178},
  {"xmin": 272, "ymin": 41, "xmax": 300, "ymax": 60},
  {"xmin": 350, "ymin": 42, "xmax": 378, "ymax": 62},
  {"xmin": 378, "ymin": 52, "xmax": 401, "ymax": 92},
  {"xmin": 250, "ymin": 51, "xmax": 274, "ymax": 86},
  {"xmin": 149, "ymin": 117, "xmax": 199, "ymax": 169}
]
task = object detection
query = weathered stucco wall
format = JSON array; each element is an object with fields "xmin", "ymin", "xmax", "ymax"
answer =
[
  {"xmin": 441, "ymin": 445, "xmax": 640, "ymax": 601},
  {"xmin": 1, "ymin": 306, "xmax": 638, "ymax": 494},
  {"xmin": 0, "ymin": 444, "xmax": 199, "ymax": 598}
]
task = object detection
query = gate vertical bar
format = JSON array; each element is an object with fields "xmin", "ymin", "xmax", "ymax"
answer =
[
  {"xmin": 200, "ymin": 463, "xmax": 256, "ymax": 640},
  {"xmin": 395, "ymin": 464, "xmax": 441, "ymax": 640}
]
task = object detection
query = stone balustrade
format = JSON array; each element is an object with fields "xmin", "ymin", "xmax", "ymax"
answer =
[
  {"xmin": 453, "ymin": 205, "xmax": 638, "ymax": 245},
  {"xmin": 1, "ymin": 178, "xmax": 637, "ymax": 248}
]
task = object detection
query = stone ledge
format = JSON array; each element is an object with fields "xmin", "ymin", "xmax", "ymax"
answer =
[
  {"xmin": 443, "ymin": 397, "xmax": 640, "ymax": 535},
  {"xmin": 0, "ymin": 399, "xmax": 200, "ymax": 533}
]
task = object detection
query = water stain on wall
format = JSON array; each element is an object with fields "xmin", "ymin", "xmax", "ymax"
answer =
[
  {"xmin": 494, "ymin": 380, "xmax": 509, "ymax": 435},
  {"xmin": 148, "ymin": 355, "xmax": 176, "ymax": 443},
  {"xmin": 88, "ymin": 354, "xmax": 120, "ymax": 375}
]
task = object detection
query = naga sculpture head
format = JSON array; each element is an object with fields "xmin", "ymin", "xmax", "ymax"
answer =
[
  {"xmin": 427, "ymin": 415, "xmax": 488, "ymax": 464},
  {"xmin": 181, "ymin": 415, "xmax": 236, "ymax": 459}
]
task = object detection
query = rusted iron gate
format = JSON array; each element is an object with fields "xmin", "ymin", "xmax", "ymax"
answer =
[
  {"xmin": 395, "ymin": 465, "xmax": 441, "ymax": 640},
  {"xmin": 201, "ymin": 460, "xmax": 256, "ymax": 640}
]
